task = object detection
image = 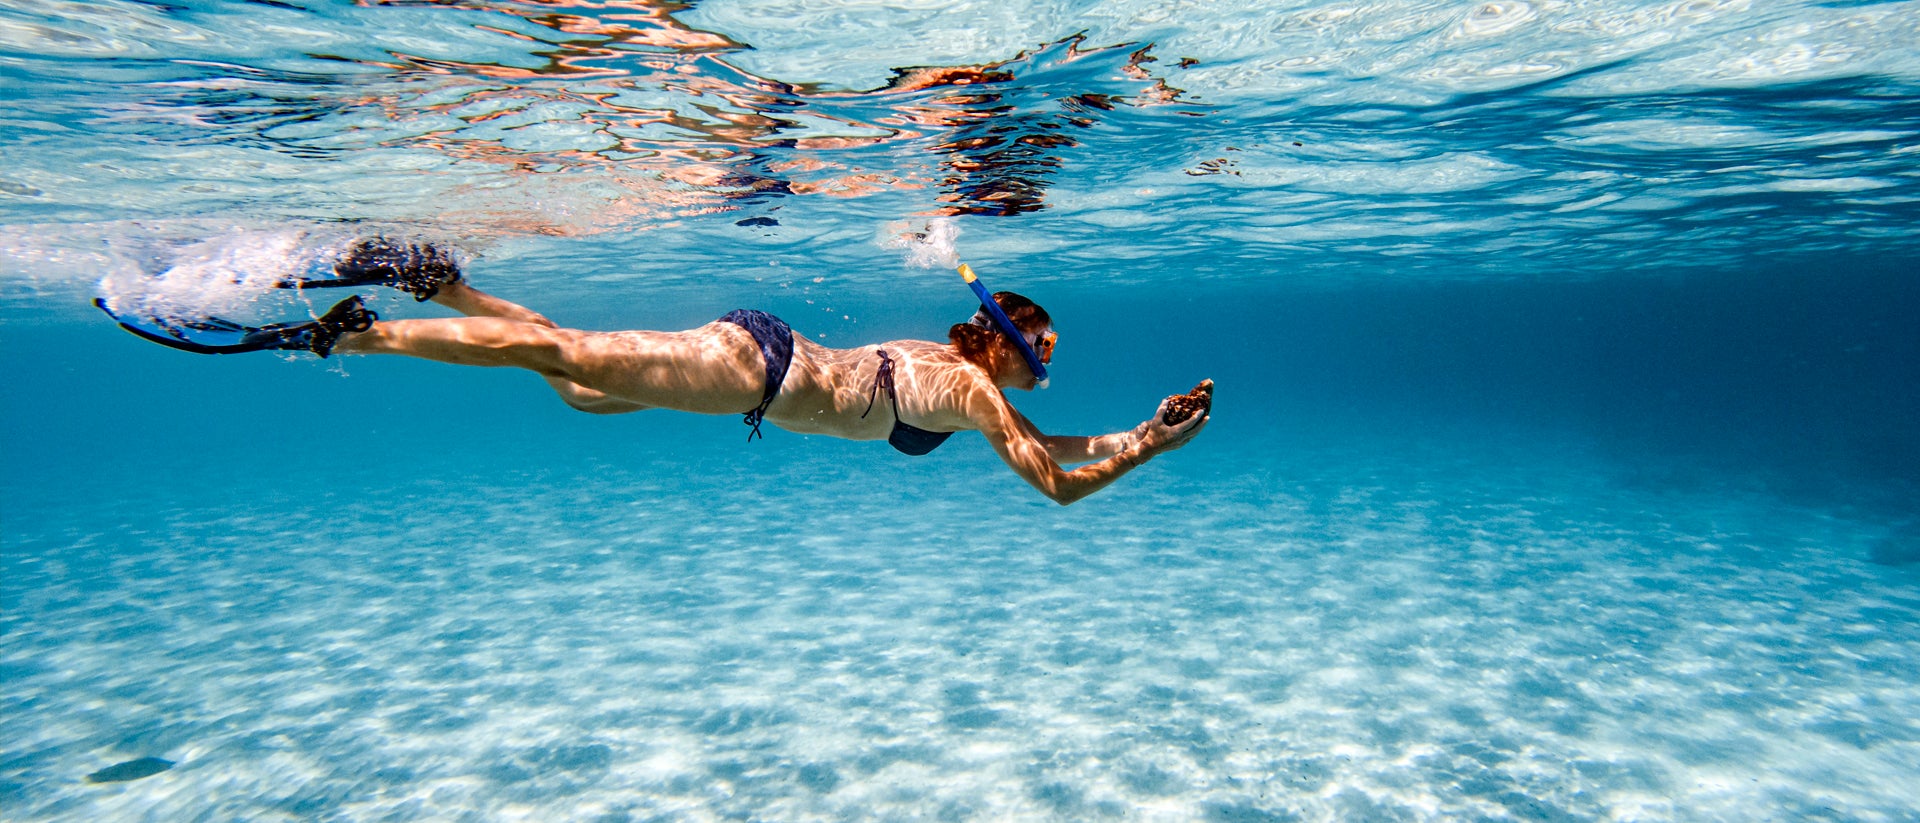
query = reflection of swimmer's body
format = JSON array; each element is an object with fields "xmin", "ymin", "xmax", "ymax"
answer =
[
  {"xmin": 478, "ymin": 31, "xmax": 1146, "ymax": 217},
  {"xmin": 671, "ymin": 63, "xmax": 1079, "ymax": 215},
  {"xmin": 98, "ymin": 240, "xmax": 1209, "ymax": 505}
]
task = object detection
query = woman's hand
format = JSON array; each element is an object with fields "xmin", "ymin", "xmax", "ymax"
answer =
[{"xmin": 1137, "ymin": 380, "xmax": 1212, "ymax": 456}]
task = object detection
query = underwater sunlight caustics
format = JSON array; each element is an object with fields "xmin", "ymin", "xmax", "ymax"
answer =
[{"xmin": 3, "ymin": 0, "xmax": 1919, "ymax": 820}]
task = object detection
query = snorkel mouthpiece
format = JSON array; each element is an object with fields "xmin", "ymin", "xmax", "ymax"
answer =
[{"xmin": 958, "ymin": 263, "xmax": 1049, "ymax": 389}]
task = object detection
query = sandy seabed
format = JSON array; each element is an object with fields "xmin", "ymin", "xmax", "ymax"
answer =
[{"xmin": 4, "ymin": 437, "xmax": 1916, "ymax": 822}]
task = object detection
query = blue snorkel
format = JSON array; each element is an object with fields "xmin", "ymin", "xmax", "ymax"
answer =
[{"xmin": 958, "ymin": 263, "xmax": 1049, "ymax": 389}]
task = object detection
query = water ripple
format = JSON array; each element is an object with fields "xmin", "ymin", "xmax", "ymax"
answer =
[{"xmin": 0, "ymin": 0, "xmax": 1916, "ymax": 290}]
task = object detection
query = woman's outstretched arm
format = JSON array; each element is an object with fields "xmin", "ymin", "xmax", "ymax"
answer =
[
  {"xmin": 1001, "ymin": 404, "xmax": 1145, "ymax": 465},
  {"xmin": 970, "ymin": 387, "xmax": 1208, "ymax": 506}
]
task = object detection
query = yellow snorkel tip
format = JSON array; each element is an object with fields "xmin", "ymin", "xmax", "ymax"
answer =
[{"xmin": 958, "ymin": 263, "xmax": 977, "ymax": 283}]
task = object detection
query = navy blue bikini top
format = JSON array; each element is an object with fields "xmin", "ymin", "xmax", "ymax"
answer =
[{"xmin": 863, "ymin": 349, "xmax": 954, "ymax": 456}]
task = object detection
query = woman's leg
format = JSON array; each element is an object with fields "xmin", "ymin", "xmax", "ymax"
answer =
[
  {"xmin": 429, "ymin": 281, "xmax": 557, "ymax": 327},
  {"xmin": 423, "ymin": 281, "xmax": 645, "ymax": 414},
  {"xmin": 333, "ymin": 286, "xmax": 766, "ymax": 416}
]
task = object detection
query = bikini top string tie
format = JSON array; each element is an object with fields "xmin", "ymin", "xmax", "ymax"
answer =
[{"xmin": 861, "ymin": 349, "xmax": 902, "ymax": 423}]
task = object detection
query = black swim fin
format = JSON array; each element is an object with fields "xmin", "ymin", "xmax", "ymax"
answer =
[
  {"xmin": 95, "ymin": 294, "xmax": 377, "ymax": 358},
  {"xmin": 275, "ymin": 237, "xmax": 461, "ymax": 301}
]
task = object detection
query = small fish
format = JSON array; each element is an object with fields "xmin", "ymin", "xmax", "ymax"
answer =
[
  {"xmin": 734, "ymin": 217, "xmax": 779, "ymax": 228},
  {"xmin": 85, "ymin": 757, "xmax": 174, "ymax": 783}
]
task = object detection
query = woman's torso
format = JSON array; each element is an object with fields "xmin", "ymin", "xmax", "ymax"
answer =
[{"xmin": 763, "ymin": 336, "xmax": 987, "ymax": 442}]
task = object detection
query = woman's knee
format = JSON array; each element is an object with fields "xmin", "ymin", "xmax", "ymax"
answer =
[
  {"xmin": 557, "ymin": 393, "xmax": 648, "ymax": 415},
  {"xmin": 561, "ymin": 398, "xmax": 640, "ymax": 415},
  {"xmin": 547, "ymin": 377, "xmax": 647, "ymax": 414},
  {"xmin": 514, "ymin": 326, "xmax": 594, "ymax": 378}
]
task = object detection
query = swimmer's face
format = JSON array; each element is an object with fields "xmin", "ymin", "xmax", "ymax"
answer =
[
  {"xmin": 969, "ymin": 310, "xmax": 1053, "ymax": 365},
  {"xmin": 1009, "ymin": 326, "xmax": 1053, "ymax": 388},
  {"xmin": 1028, "ymin": 326, "xmax": 1056, "ymax": 365}
]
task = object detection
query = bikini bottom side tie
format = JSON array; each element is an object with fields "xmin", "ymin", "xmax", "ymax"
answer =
[{"xmin": 717, "ymin": 309, "xmax": 794, "ymax": 441}]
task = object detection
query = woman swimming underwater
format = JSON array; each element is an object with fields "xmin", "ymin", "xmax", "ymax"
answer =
[{"xmin": 97, "ymin": 239, "xmax": 1210, "ymax": 505}]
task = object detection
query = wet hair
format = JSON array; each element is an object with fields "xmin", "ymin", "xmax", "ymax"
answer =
[{"xmin": 948, "ymin": 291, "xmax": 1051, "ymax": 373}]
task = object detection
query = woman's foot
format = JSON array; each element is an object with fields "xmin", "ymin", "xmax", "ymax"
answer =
[
  {"xmin": 273, "ymin": 237, "xmax": 463, "ymax": 300},
  {"xmin": 248, "ymin": 295, "xmax": 379, "ymax": 357},
  {"xmin": 330, "ymin": 238, "xmax": 463, "ymax": 301},
  {"xmin": 96, "ymin": 295, "xmax": 377, "ymax": 358}
]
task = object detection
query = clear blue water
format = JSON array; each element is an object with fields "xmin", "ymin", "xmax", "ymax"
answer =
[{"xmin": 3, "ymin": 1, "xmax": 1919, "ymax": 820}]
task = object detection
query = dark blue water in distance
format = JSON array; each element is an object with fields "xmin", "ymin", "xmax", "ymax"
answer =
[{"xmin": 3, "ymin": 0, "xmax": 1919, "ymax": 819}]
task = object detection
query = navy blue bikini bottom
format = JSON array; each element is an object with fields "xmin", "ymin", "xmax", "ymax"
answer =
[{"xmin": 718, "ymin": 309, "xmax": 793, "ymax": 441}]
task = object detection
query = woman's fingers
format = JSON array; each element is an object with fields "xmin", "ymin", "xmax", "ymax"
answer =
[{"xmin": 1160, "ymin": 411, "xmax": 1208, "ymax": 451}]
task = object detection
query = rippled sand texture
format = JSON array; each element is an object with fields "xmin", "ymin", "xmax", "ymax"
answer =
[{"xmin": 5, "ymin": 441, "xmax": 1915, "ymax": 821}]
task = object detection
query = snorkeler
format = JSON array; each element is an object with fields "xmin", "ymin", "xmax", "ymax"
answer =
[{"xmin": 96, "ymin": 239, "xmax": 1210, "ymax": 505}]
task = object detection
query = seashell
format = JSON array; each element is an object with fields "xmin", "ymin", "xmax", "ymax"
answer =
[{"xmin": 1161, "ymin": 379, "xmax": 1214, "ymax": 425}]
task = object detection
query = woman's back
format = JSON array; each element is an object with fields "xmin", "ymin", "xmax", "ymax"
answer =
[{"xmin": 767, "ymin": 337, "xmax": 983, "ymax": 442}]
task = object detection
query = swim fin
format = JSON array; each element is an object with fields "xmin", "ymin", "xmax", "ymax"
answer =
[
  {"xmin": 95, "ymin": 294, "xmax": 377, "ymax": 358},
  {"xmin": 275, "ymin": 237, "xmax": 461, "ymax": 301}
]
